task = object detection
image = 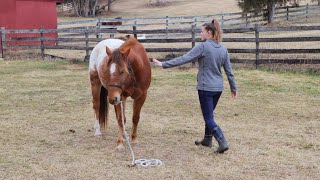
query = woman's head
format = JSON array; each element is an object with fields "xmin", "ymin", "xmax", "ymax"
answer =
[{"xmin": 201, "ymin": 19, "xmax": 223, "ymax": 42}]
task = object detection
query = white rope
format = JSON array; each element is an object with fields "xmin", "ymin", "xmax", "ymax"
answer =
[{"xmin": 120, "ymin": 101, "xmax": 163, "ymax": 167}]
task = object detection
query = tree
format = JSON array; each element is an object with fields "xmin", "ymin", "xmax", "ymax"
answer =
[
  {"xmin": 237, "ymin": 0, "xmax": 302, "ymax": 23},
  {"xmin": 62, "ymin": 0, "xmax": 116, "ymax": 17},
  {"xmin": 68, "ymin": 0, "xmax": 98, "ymax": 17},
  {"xmin": 108, "ymin": 0, "xmax": 112, "ymax": 11},
  {"xmin": 311, "ymin": 0, "xmax": 320, "ymax": 5}
]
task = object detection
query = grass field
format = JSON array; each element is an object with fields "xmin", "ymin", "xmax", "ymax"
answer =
[{"xmin": 0, "ymin": 60, "xmax": 319, "ymax": 179}]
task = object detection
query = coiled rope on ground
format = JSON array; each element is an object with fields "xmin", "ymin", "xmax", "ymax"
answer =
[{"xmin": 120, "ymin": 101, "xmax": 163, "ymax": 167}]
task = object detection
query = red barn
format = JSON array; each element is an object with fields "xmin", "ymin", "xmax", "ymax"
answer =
[{"xmin": 0, "ymin": 0, "xmax": 63, "ymax": 50}]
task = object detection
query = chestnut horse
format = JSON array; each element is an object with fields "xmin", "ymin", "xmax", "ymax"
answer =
[{"xmin": 89, "ymin": 37, "xmax": 151, "ymax": 150}]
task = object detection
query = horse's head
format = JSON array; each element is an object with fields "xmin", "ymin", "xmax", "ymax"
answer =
[{"xmin": 105, "ymin": 43, "xmax": 132, "ymax": 105}]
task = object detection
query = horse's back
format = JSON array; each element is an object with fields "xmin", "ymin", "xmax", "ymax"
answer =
[{"xmin": 89, "ymin": 39, "xmax": 124, "ymax": 72}]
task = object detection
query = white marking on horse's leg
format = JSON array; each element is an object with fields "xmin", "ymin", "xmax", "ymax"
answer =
[
  {"xmin": 116, "ymin": 144, "xmax": 125, "ymax": 151},
  {"xmin": 110, "ymin": 63, "xmax": 116, "ymax": 75},
  {"xmin": 94, "ymin": 120, "xmax": 102, "ymax": 137}
]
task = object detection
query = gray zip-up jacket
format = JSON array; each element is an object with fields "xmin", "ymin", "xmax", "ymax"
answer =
[{"xmin": 162, "ymin": 40, "xmax": 237, "ymax": 92}]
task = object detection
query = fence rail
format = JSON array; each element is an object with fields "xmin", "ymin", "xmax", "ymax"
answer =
[{"xmin": 1, "ymin": 24, "xmax": 320, "ymax": 67}]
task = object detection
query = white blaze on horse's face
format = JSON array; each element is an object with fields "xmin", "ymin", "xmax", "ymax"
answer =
[
  {"xmin": 110, "ymin": 63, "xmax": 116, "ymax": 75},
  {"xmin": 107, "ymin": 62, "xmax": 122, "ymax": 105}
]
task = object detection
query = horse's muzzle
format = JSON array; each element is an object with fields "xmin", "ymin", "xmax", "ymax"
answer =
[{"xmin": 109, "ymin": 96, "xmax": 121, "ymax": 105}]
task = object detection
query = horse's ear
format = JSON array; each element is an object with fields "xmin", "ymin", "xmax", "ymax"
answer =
[
  {"xmin": 120, "ymin": 45, "xmax": 131, "ymax": 58},
  {"xmin": 106, "ymin": 47, "xmax": 112, "ymax": 57}
]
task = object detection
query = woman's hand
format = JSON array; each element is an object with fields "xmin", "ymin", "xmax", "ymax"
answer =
[
  {"xmin": 231, "ymin": 91, "xmax": 237, "ymax": 98},
  {"xmin": 152, "ymin": 58, "xmax": 163, "ymax": 67}
]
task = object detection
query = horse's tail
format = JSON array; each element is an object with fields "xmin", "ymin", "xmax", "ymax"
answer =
[{"xmin": 99, "ymin": 86, "xmax": 108, "ymax": 129}]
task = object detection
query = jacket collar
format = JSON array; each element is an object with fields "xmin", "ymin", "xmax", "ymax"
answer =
[{"xmin": 207, "ymin": 39, "xmax": 221, "ymax": 48}]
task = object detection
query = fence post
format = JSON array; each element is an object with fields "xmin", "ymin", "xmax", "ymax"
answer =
[
  {"xmin": 221, "ymin": 15, "xmax": 224, "ymax": 28},
  {"xmin": 194, "ymin": 17, "xmax": 197, "ymax": 28},
  {"xmin": 245, "ymin": 13, "xmax": 248, "ymax": 27},
  {"xmin": 40, "ymin": 29, "xmax": 45, "ymax": 60},
  {"xmin": 191, "ymin": 24, "xmax": 196, "ymax": 67},
  {"xmin": 133, "ymin": 24, "xmax": 137, "ymax": 39},
  {"xmin": 85, "ymin": 27, "xmax": 89, "ymax": 62},
  {"xmin": 286, "ymin": 6, "xmax": 289, "ymax": 21},
  {"xmin": 166, "ymin": 16, "xmax": 169, "ymax": 39},
  {"xmin": 306, "ymin": 3, "xmax": 309, "ymax": 21},
  {"xmin": 191, "ymin": 24, "xmax": 196, "ymax": 48},
  {"xmin": 1, "ymin": 27, "xmax": 5, "ymax": 59},
  {"xmin": 97, "ymin": 18, "xmax": 101, "ymax": 38},
  {"xmin": 255, "ymin": 24, "xmax": 260, "ymax": 69}
]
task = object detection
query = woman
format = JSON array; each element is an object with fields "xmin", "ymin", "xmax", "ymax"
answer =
[{"xmin": 153, "ymin": 19, "xmax": 237, "ymax": 154}]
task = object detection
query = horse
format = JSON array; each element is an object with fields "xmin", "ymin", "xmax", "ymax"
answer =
[{"xmin": 89, "ymin": 36, "xmax": 151, "ymax": 150}]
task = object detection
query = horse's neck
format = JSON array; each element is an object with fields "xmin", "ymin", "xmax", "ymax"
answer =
[
  {"xmin": 127, "ymin": 44, "xmax": 150, "ymax": 84},
  {"xmin": 129, "ymin": 58, "xmax": 144, "ymax": 77}
]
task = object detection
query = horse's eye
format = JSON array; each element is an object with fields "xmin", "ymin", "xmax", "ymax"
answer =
[{"xmin": 119, "ymin": 70, "xmax": 125, "ymax": 75}]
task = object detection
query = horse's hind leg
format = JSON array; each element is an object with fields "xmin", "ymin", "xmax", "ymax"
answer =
[{"xmin": 131, "ymin": 94, "xmax": 147, "ymax": 145}]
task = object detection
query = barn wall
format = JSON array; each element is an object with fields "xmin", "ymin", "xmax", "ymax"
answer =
[
  {"xmin": 0, "ymin": 0, "xmax": 17, "ymax": 29},
  {"xmin": 0, "ymin": 0, "xmax": 59, "ymax": 50},
  {"xmin": 16, "ymin": 0, "xmax": 58, "ymax": 29}
]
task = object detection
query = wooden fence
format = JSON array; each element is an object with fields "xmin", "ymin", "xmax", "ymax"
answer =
[{"xmin": 1, "ymin": 25, "xmax": 320, "ymax": 67}]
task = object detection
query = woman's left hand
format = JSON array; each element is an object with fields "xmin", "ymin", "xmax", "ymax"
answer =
[
  {"xmin": 231, "ymin": 91, "xmax": 237, "ymax": 98},
  {"xmin": 152, "ymin": 58, "xmax": 163, "ymax": 67}
]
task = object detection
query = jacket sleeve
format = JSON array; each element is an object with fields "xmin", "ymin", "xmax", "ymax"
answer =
[
  {"xmin": 223, "ymin": 51, "xmax": 237, "ymax": 92},
  {"xmin": 162, "ymin": 43, "xmax": 204, "ymax": 68}
]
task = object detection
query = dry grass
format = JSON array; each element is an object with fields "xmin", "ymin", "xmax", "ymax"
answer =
[
  {"xmin": 58, "ymin": 0, "xmax": 317, "ymax": 19},
  {"xmin": 97, "ymin": 0, "xmax": 240, "ymax": 18},
  {"xmin": 57, "ymin": 0, "xmax": 241, "ymax": 27},
  {"xmin": 0, "ymin": 60, "xmax": 319, "ymax": 179}
]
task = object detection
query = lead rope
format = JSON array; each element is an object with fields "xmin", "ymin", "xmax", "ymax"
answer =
[{"xmin": 120, "ymin": 101, "xmax": 163, "ymax": 167}]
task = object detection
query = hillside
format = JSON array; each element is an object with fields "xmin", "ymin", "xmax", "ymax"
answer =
[
  {"xmin": 107, "ymin": 0, "xmax": 240, "ymax": 18},
  {"xmin": 59, "ymin": 0, "xmax": 316, "ymax": 20},
  {"xmin": 58, "ymin": 0, "xmax": 241, "ymax": 19}
]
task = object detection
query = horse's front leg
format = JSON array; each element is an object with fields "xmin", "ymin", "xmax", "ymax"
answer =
[
  {"xmin": 90, "ymin": 72, "xmax": 104, "ymax": 137},
  {"xmin": 115, "ymin": 97, "xmax": 127, "ymax": 150},
  {"xmin": 132, "ymin": 93, "xmax": 147, "ymax": 145}
]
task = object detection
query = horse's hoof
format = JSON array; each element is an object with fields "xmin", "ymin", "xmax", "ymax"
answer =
[
  {"xmin": 131, "ymin": 139, "xmax": 138, "ymax": 145},
  {"xmin": 94, "ymin": 131, "xmax": 102, "ymax": 137},
  {"xmin": 116, "ymin": 144, "xmax": 125, "ymax": 151}
]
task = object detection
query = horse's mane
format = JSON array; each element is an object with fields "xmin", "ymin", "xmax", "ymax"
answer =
[
  {"xmin": 120, "ymin": 36, "xmax": 138, "ymax": 54},
  {"xmin": 108, "ymin": 49, "xmax": 127, "ymax": 73},
  {"xmin": 108, "ymin": 36, "xmax": 143, "ymax": 74},
  {"xmin": 122, "ymin": 36, "xmax": 145, "ymax": 70},
  {"xmin": 109, "ymin": 49, "xmax": 122, "ymax": 65}
]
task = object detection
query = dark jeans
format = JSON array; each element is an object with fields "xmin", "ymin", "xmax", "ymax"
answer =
[{"xmin": 198, "ymin": 90, "xmax": 222, "ymax": 132}]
